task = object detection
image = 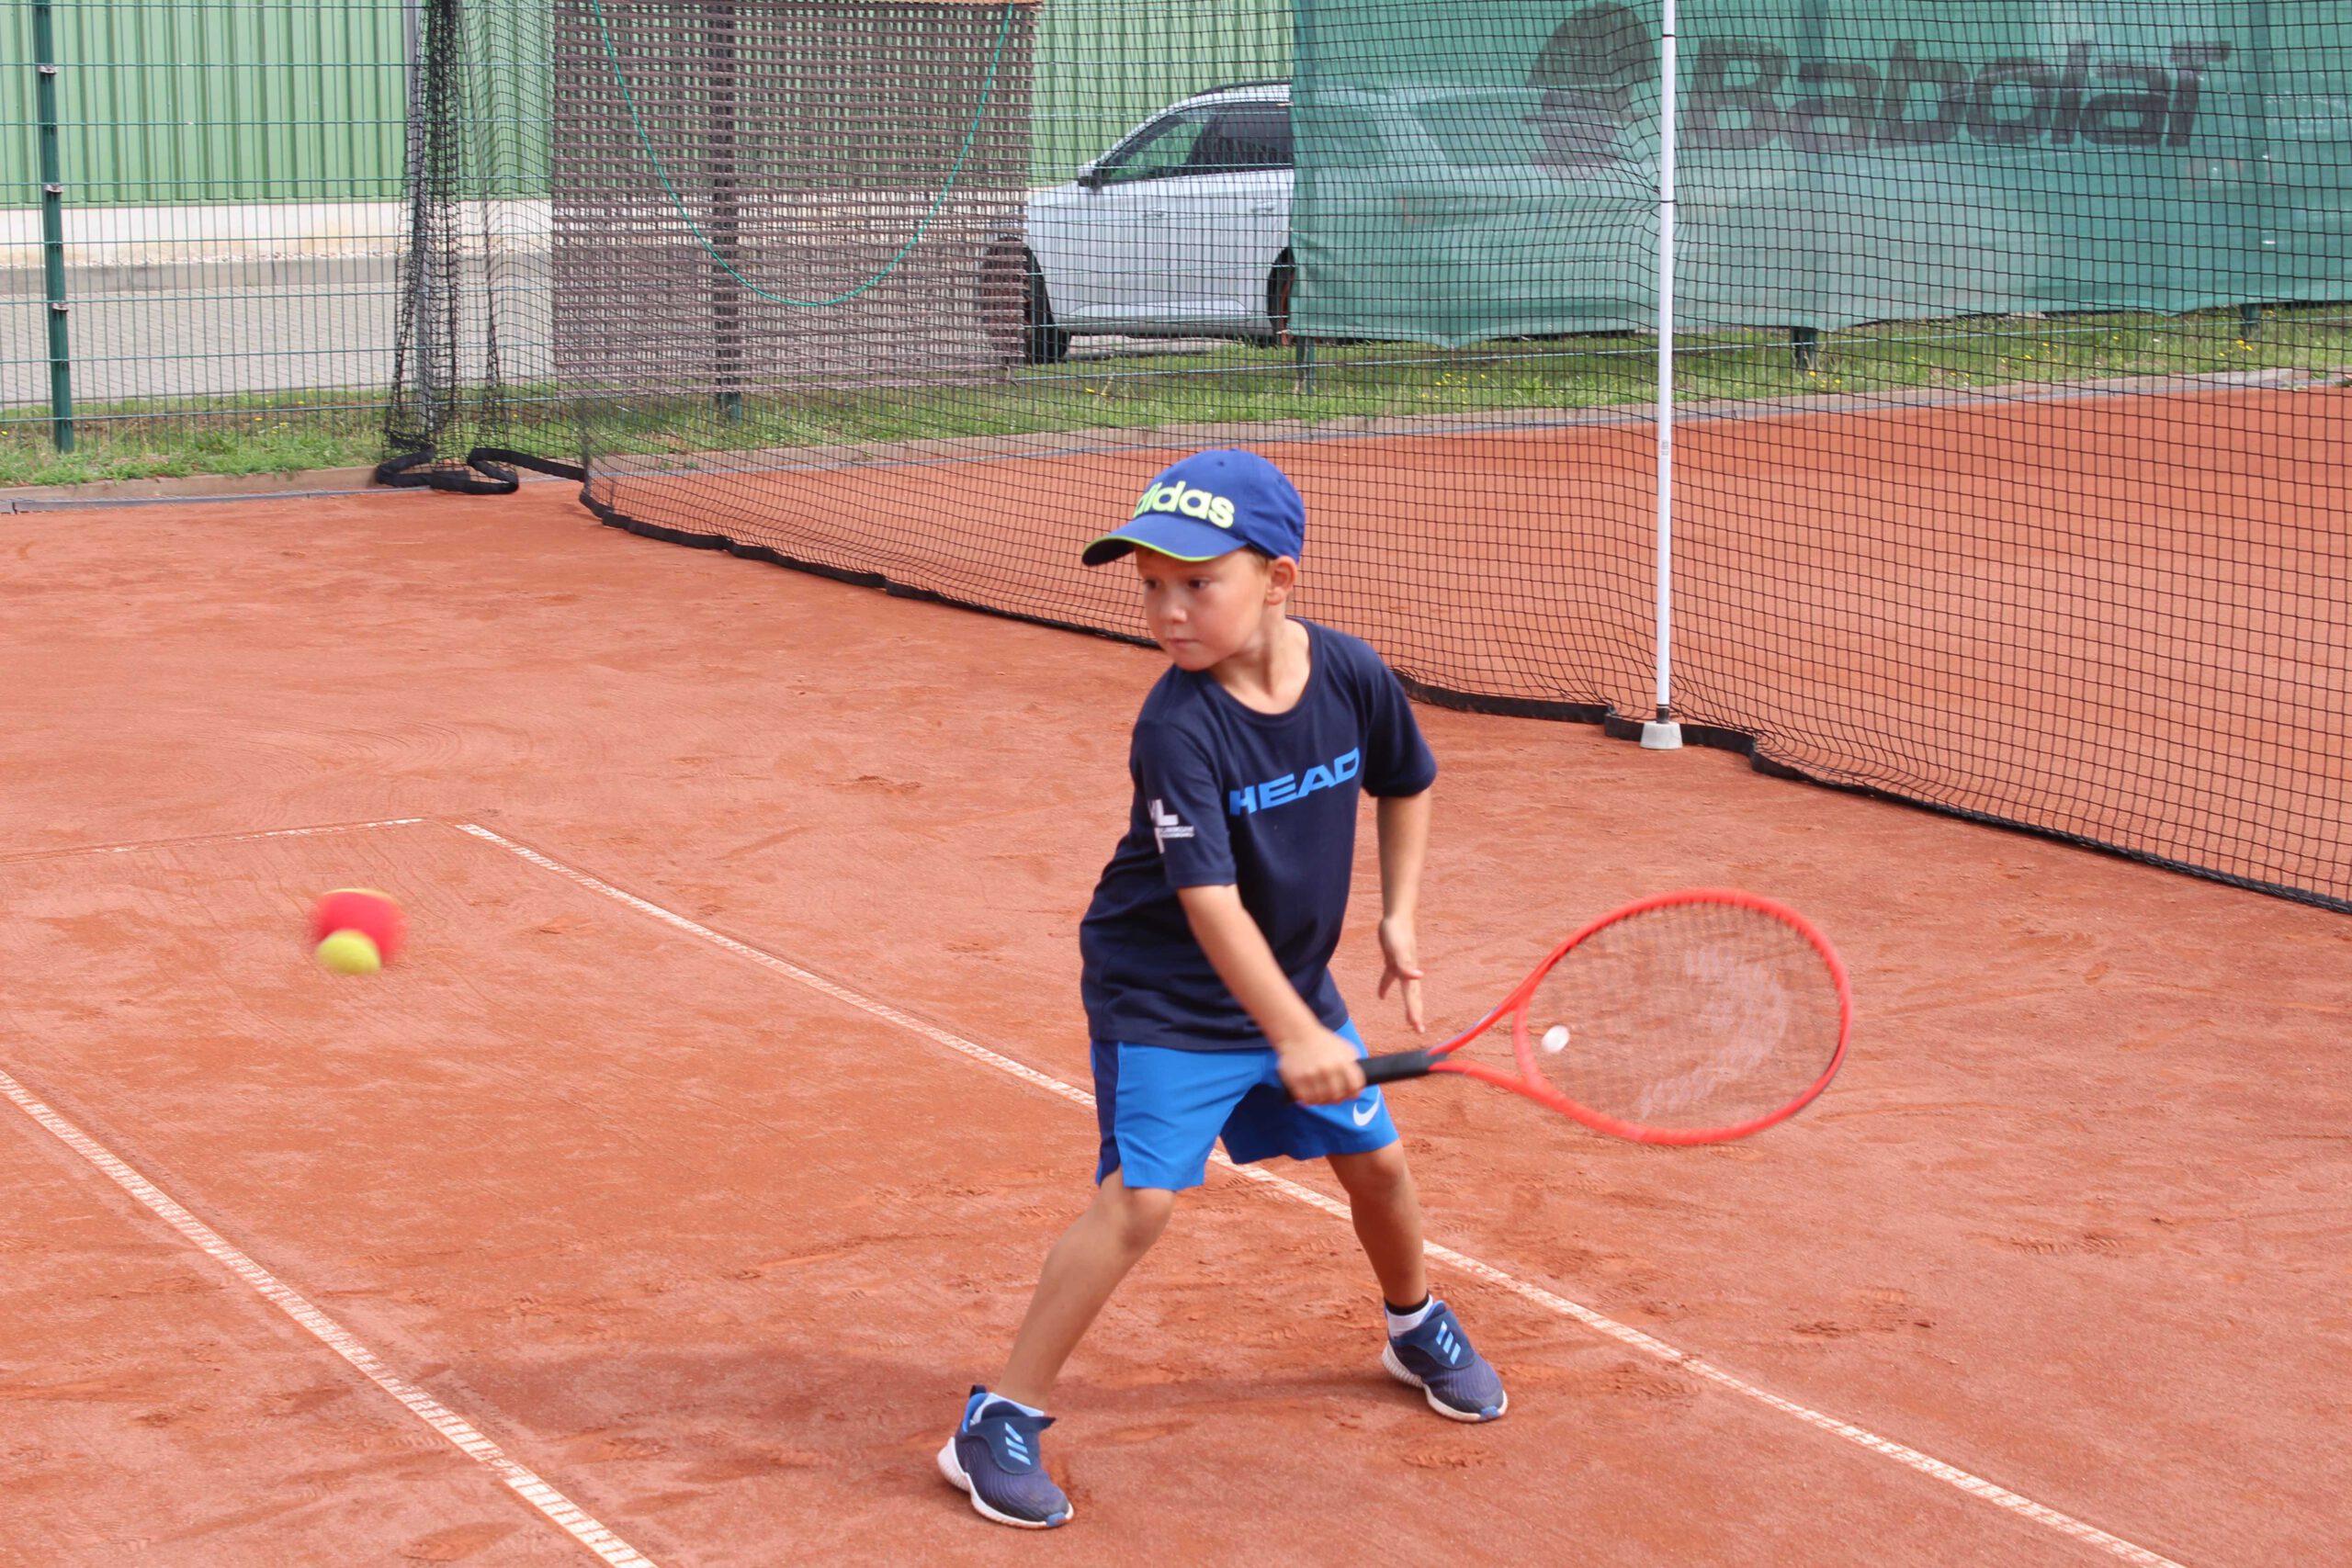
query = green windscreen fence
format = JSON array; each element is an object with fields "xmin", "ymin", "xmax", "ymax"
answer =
[
  {"xmin": 1294, "ymin": 1, "xmax": 2352, "ymax": 344},
  {"xmin": 380, "ymin": 0, "xmax": 2349, "ymax": 913}
]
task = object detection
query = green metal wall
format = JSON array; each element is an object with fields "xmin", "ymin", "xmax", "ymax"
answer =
[
  {"xmin": 1033, "ymin": 0, "xmax": 1290, "ymax": 179},
  {"xmin": 5, "ymin": 1, "xmax": 1295, "ymax": 209},
  {"xmin": 3, "ymin": 0, "xmax": 413, "ymax": 207}
]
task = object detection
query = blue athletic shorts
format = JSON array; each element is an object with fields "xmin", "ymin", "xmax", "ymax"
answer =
[{"xmin": 1091, "ymin": 1019, "xmax": 1400, "ymax": 1191}]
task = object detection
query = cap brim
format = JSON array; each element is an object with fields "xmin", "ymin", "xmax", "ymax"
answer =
[{"xmin": 1080, "ymin": 513, "xmax": 1249, "ymax": 567}]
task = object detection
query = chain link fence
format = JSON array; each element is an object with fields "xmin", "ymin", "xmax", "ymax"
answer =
[
  {"xmin": 0, "ymin": 0, "xmax": 545, "ymax": 480},
  {"xmin": 1, "ymin": 0, "xmax": 1283, "ymax": 482}
]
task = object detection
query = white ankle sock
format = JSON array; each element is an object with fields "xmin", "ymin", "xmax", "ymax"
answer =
[
  {"xmin": 975, "ymin": 1392, "xmax": 1046, "ymax": 1424},
  {"xmin": 1385, "ymin": 1296, "xmax": 1437, "ymax": 1335}
]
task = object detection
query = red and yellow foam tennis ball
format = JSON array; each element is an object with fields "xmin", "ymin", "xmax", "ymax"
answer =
[{"xmin": 310, "ymin": 888, "xmax": 406, "ymax": 975}]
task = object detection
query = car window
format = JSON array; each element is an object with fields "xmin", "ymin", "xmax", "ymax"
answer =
[
  {"xmin": 1190, "ymin": 106, "xmax": 1292, "ymax": 174},
  {"xmin": 1414, "ymin": 89, "xmax": 1553, "ymax": 168},
  {"xmin": 1097, "ymin": 110, "xmax": 1213, "ymax": 185},
  {"xmin": 1297, "ymin": 103, "xmax": 1393, "ymax": 169}
]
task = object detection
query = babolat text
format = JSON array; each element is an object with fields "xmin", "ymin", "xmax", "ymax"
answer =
[{"xmin": 1683, "ymin": 38, "xmax": 2232, "ymax": 152}]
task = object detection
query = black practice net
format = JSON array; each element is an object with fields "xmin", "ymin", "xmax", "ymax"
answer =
[{"xmin": 382, "ymin": 0, "xmax": 573, "ymax": 489}]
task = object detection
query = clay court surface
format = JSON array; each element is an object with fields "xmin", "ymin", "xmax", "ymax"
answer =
[{"xmin": 3, "ymin": 480, "xmax": 2349, "ymax": 1565}]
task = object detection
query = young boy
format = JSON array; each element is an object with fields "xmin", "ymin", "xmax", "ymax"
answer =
[{"xmin": 937, "ymin": 448, "xmax": 1507, "ymax": 1529}]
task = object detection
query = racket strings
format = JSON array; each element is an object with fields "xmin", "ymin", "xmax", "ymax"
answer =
[{"xmin": 1524, "ymin": 901, "xmax": 1844, "ymax": 1134}]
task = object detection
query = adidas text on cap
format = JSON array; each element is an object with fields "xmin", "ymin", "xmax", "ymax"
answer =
[{"xmin": 1080, "ymin": 448, "xmax": 1306, "ymax": 566}]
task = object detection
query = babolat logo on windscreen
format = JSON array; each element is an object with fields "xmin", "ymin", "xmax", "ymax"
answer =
[
  {"xmin": 1229, "ymin": 749, "xmax": 1361, "ymax": 816},
  {"xmin": 1527, "ymin": 7, "xmax": 2233, "ymax": 156},
  {"xmin": 1134, "ymin": 481, "xmax": 1238, "ymax": 530},
  {"xmin": 1684, "ymin": 37, "xmax": 2232, "ymax": 152}
]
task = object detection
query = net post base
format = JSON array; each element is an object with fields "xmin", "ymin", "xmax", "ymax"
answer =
[{"xmin": 1641, "ymin": 719, "xmax": 1684, "ymax": 750}]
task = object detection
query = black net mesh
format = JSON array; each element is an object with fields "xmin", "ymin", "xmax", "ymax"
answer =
[
  {"xmin": 552, "ymin": 1, "xmax": 1036, "ymax": 403},
  {"xmin": 382, "ymin": 0, "xmax": 571, "ymax": 489},
  {"xmin": 389, "ymin": 0, "xmax": 2351, "ymax": 913}
]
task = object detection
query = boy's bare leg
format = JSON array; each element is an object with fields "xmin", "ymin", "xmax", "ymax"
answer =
[
  {"xmin": 1333, "ymin": 1142, "xmax": 1505, "ymax": 1419},
  {"xmin": 1329, "ymin": 1144, "xmax": 1430, "ymax": 1307},
  {"xmin": 995, "ymin": 1169, "xmax": 1175, "ymax": 1407}
]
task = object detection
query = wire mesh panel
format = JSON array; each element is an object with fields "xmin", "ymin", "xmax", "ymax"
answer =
[
  {"xmin": 1, "ymin": 1, "xmax": 427, "ymax": 479},
  {"xmin": 552, "ymin": 0, "xmax": 1035, "ymax": 400}
]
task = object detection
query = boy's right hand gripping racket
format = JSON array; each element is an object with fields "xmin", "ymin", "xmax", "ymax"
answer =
[{"xmin": 1363, "ymin": 889, "xmax": 1851, "ymax": 1145}]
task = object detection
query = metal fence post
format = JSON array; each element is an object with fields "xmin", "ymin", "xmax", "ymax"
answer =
[
  {"xmin": 401, "ymin": 0, "xmax": 444, "ymax": 446},
  {"xmin": 2243, "ymin": 0, "xmax": 2275, "ymax": 341},
  {"xmin": 707, "ymin": 1, "xmax": 743, "ymax": 423},
  {"xmin": 33, "ymin": 0, "xmax": 74, "ymax": 453}
]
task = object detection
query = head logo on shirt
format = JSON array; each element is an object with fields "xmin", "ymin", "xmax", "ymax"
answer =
[
  {"xmin": 1228, "ymin": 749, "xmax": 1361, "ymax": 816},
  {"xmin": 1149, "ymin": 798, "xmax": 1195, "ymax": 853}
]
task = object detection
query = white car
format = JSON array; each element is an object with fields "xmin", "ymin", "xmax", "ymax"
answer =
[{"xmin": 983, "ymin": 83, "xmax": 1295, "ymax": 364}]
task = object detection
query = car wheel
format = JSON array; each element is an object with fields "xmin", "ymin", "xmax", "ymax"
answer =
[
  {"xmin": 981, "ymin": 242, "xmax": 1069, "ymax": 366},
  {"xmin": 979, "ymin": 241, "xmax": 1026, "ymax": 362},
  {"xmin": 1025, "ymin": 257, "xmax": 1072, "ymax": 365},
  {"xmin": 1262, "ymin": 253, "xmax": 1296, "ymax": 348}
]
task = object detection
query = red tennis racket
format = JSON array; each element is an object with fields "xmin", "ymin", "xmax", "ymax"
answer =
[{"xmin": 1362, "ymin": 889, "xmax": 1851, "ymax": 1145}]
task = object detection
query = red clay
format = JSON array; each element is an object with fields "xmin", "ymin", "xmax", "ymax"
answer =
[{"xmin": 2, "ymin": 486, "xmax": 2348, "ymax": 1565}]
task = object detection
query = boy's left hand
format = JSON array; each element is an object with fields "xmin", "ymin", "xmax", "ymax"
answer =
[{"xmin": 1377, "ymin": 915, "xmax": 1426, "ymax": 1033}]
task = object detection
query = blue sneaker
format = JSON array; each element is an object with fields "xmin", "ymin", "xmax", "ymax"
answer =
[
  {"xmin": 937, "ymin": 1387, "xmax": 1072, "ymax": 1529},
  {"xmin": 1383, "ymin": 1301, "xmax": 1508, "ymax": 1422}
]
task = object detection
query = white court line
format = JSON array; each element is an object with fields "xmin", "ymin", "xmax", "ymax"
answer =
[
  {"xmin": 458, "ymin": 818, "xmax": 2188, "ymax": 1568},
  {"xmin": 0, "ymin": 1066, "xmax": 656, "ymax": 1568},
  {"xmin": 0, "ymin": 818, "xmax": 429, "ymax": 864}
]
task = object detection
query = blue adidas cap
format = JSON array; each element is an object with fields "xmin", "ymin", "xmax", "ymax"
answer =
[{"xmin": 1081, "ymin": 448, "xmax": 1306, "ymax": 566}]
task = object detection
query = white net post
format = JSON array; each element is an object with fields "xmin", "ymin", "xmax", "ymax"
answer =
[{"xmin": 1642, "ymin": 0, "xmax": 1684, "ymax": 750}]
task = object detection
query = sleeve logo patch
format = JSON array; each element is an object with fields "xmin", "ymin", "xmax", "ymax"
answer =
[{"xmin": 1148, "ymin": 798, "xmax": 1196, "ymax": 853}]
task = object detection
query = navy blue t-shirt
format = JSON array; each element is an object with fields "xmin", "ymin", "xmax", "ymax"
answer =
[{"xmin": 1080, "ymin": 619, "xmax": 1438, "ymax": 1051}]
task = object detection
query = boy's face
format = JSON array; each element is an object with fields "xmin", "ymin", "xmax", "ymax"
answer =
[{"xmin": 1133, "ymin": 547, "xmax": 1295, "ymax": 672}]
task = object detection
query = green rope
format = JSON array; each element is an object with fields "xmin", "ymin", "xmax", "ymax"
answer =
[{"xmin": 587, "ymin": 0, "xmax": 1019, "ymax": 309}]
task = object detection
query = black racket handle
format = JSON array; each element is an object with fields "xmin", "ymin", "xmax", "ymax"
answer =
[{"xmin": 1361, "ymin": 1049, "xmax": 1437, "ymax": 1085}]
